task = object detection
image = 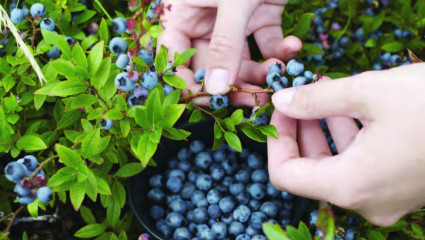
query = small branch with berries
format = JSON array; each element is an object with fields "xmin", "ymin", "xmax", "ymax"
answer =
[
  {"xmin": 1, "ymin": 206, "xmax": 25, "ymax": 234},
  {"xmin": 25, "ymin": 17, "xmax": 37, "ymax": 50},
  {"xmin": 30, "ymin": 155, "xmax": 58, "ymax": 178}
]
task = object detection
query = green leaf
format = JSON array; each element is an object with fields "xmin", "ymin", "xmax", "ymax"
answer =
[
  {"xmin": 145, "ymin": 89, "xmax": 163, "ymax": 125},
  {"xmin": 317, "ymin": 202, "xmax": 335, "ymax": 240},
  {"xmin": 57, "ymin": 110, "xmax": 81, "ymax": 129},
  {"xmin": 35, "ymin": 81, "xmax": 87, "ymax": 97},
  {"xmin": 48, "ymin": 167, "xmax": 77, "ymax": 187},
  {"xmin": 103, "ymin": 109, "xmax": 123, "ymax": 120},
  {"xmin": 162, "ymin": 127, "xmax": 191, "ymax": 140},
  {"xmin": 189, "ymin": 109, "xmax": 204, "ymax": 123},
  {"xmin": 80, "ymin": 205, "xmax": 96, "ymax": 224},
  {"xmin": 286, "ymin": 226, "xmax": 305, "ymax": 240},
  {"xmin": 174, "ymin": 48, "xmax": 197, "ymax": 66},
  {"xmin": 298, "ymin": 222, "xmax": 312, "ymax": 240},
  {"xmin": 69, "ymin": 94, "xmax": 98, "ymax": 109},
  {"xmin": 258, "ymin": 125, "xmax": 278, "ymax": 138},
  {"xmin": 134, "ymin": 106, "xmax": 151, "ymax": 129},
  {"xmin": 163, "ymin": 75, "xmax": 187, "ymax": 89},
  {"xmin": 214, "ymin": 121, "xmax": 223, "ymax": 139},
  {"xmin": 230, "ymin": 109, "xmax": 244, "ymax": 125},
  {"xmin": 96, "ymin": 176, "xmax": 111, "ymax": 195},
  {"xmin": 163, "ymin": 89, "xmax": 181, "ymax": 106},
  {"xmin": 379, "ymin": 220, "xmax": 408, "ymax": 233},
  {"xmin": 149, "ymin": 25, "xmax": 164, "ymax": 38},
  {"xmin": 107, "ymin": 200, "xmax": 121, "ymax": 226},
  {"xmin": 366, "ymin": 230, "xmax": 386, "ymax": 240},
  {"xmin": 74, "ymin": 10, "xmax": 96, "ymax": 24},
  {"xmin": 88, "ymin": 41, "xmax": 104, "ymax": 76},
  {"xmin": 112, "ymin": 181, "xmax": 126, "ymax": 208},
  {"xmin": 72, "ymin": 43, "xmax": 88, "ymax": 69},
  {"xmin": 120, "ymin": 118, "xmax": 131, "ymax": 137},
  {"xmin": 224, "ymin": 132, "xmax": 242, "ymax": 152},
  {"xmin": 16, "ymin": 135, "xmax": 47, "ymax": 151},
  {"xmin": 99, "ymin": 18, "xmax": 109, "ymax": 44},
  {"xmin": 74, "ymin": 224, "xmax": 107, "ymax": 238},
  {"xmin": 81, "ymin": 129, "xmax": 101, "ymax": 158},
  {"xmin": 155, "ymin": 45, "xmax": 169, "ymax": 73},
  {"xmin": 291, "ymin": 13, "xmax": 314, "ymax": 38},
  {"xmin": 137, "ymin": 130, "xmax": 161, "ymax": 166},
  {"xmin": 159, "ymin": 104, "xmax": 185, "ymax": 127},
  {"xmin": 41, "ymin": 30, "xmax": 71, "ymax": 60},
  {"xmin": 381, "ymin": 42, "xmax": 404, "ymax": 52},
  {"xmin": 70, "ymin": 181, "xmax": 86, "ymax": 211},
  {"xmin": 263, "ymin": 223, "xmax": 291, "ymax": 240},
  {"xmin": 302, "ymin": 43, "xmax": 324, "ymax": 56},
  {"xmin": 241, "ymin": 124, "xmax": 267, "ymax": 142},
  {"xmin": 85, "ymin": 169, "xmax": 98, "ymax": 201},
  {"xmin": 91, "ymin": 57, "xmax": 111, "ymax": 90},
  {"xmin": 56, "ymin": 144, "xmax": 84, "ymax": 168},
  {"xmin": 133, "ymin": 57, "xmax": 149, "ymax": 72},
  {"xmin": 27, "ymin": 199, "xmax": 39, "ymax": 218},
  {"xmin": 115, "ymin": 162, "xmax": 144, "ymax": 178}
]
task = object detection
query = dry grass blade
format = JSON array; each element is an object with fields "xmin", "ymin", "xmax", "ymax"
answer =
[
  {"xmin": 407, "ymin": 48, "xmax": 423, "ymax": 64},
  {"xmin": 0, "ymin": 5, "xmax": 46, "ymax": 85}
]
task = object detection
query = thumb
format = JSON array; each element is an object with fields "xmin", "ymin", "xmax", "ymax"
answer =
[
  {"xmin": 272, "ymin": 75, "xmax": 372, "ymax": 120},
  {"xmin": 205, "ymin": 0, "xmax": 261, "ymax": 95}
]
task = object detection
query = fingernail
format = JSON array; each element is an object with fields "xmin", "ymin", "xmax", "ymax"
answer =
[
  {"xmin": 206, "ymin": 68, "xmax": 231, "ymax": 95},
  {"xmin": 272, "ymin": 88, "xmax": 296, "ymax": 108}
]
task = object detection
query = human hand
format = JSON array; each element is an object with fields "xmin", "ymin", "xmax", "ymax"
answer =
[
  {"xmin": 158, "ymin": 0, "xmax": 302, "ymax": 106},
  {"xmin": 268, "ymin": 63, "xmax": 425, "ymax": 226}
]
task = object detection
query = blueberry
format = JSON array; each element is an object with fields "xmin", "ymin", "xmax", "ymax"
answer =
[
  {"xmin": 14, "ymin": 183, "xmax": 30, "ymax": 197},
  {"xmin": 251, "ymin": 169, "xmax": 268, "ymax": 183},
  {"xmin": 195, "ymin": 152, "xmax": 212, "ymax": 169},
  {"xmin": 150, "ymin": 205, "xmax": 164, "ymax": 220},
  {"xmin": 211, "ymin": 222, "xmax": 227, "ymax": 239},
  {"xmin": 339, "ymin": 36, "xmax": 350, "ymax": 48},
  {"xmin": 309, "ymin": 209, "xmax": 319, "ymax": 226},
  {"xmin": 112, "ymin": 17, "xmax": 127, "ymax": 33},
  {"xmin": 268, "ymin": 62, "xmax": 283, "ymax": 75},
  {"xmin": 235, "ymin": 192, "xmax": 250, "ymax": 205},
  {"xmin": 11, "ymin": 8, "xmax": 24, "ymax": 24},
  {"xmin": 196, "ymin": 174, "xmax": 213, "ymax": 191},
  {"xmin": 194, "ymin": 69, "xmax": 205, "ymax": 84},
  {"xmin": 271, "ymin": 79, "xmax": 287, "ymax": 92},
  {"xmin": 390, "ymin": 55, "xmax": 402, "ymax": 65},
  {"xmin": 230, "ymin": 183, "xmax": 245, "ymax": 195},
  {"xmin": 142, "ymin": 71, "xmax": 158, "ymax": 89},
  {"xmin": 166, "ymin": 212, "xmax": 187, "ymax": 228},
  {"xmin": 252, "ymin": 235, "xmax": 267, "ymax": 240},
  {"xmin": 267, "ymin": 182, "xmax": 280, "ymax": 198},
  {"xmin": 149, "ymin": 174, "xmax": 163, "ymax": 188},
  {"xmin": 180, "ymin": 182, "xmax": 196, "ymax": 199},
  {"xmin": 163, "ymin": 84, "xmax": 174, "ymax": 96},
  {"xmin": 221, "ymin": 212, "xmax": 234, "ymax": 224},
  {"xmin": 47, "ymin": 46, "xmax": 61, "ymax": 59},
  {"xmin": 250, "ymin": 212, "xmax": 267, "ymax": 230},
  {"xmin": 188, "ymin": 168, "xmax": 201, "ymax": 183},
  {"xmin": 30, "ymin": 3, "xmax": 46, "ymax": 17},
  {"xmin": 347, "ymin": 215, "xmax": 361, "ymax": 228},
  {"xmin": 158, "ymin": 224, "xmax": 173, "ymax": 237},
  {"xmin": 167, "ymin": 177, "xmax": 183, "ymax": 193},
  {"xmin": 177, "ymin": 148, "xmax": 191, "ymax": 161},
  {"xmin": 208, "ymin": 204, "xmax": 222, "ymax": 219},
  {"xmin": 250, "ymin": 112, "xmax": 269, "ymax": 126},
  {"xmin": 266, "ymin": 72, "xmax": 281, "ymax": 86},
  {"xmin": 169, "ymin": 169, "xmax": 186, "ymax": 181},
  {"xmin": 147, "ymin": 188, "xmax": 165, "ymax": 202},
  {"xmin": 219, "ymin": 197, "xmax": 236, "ymax": 213},
  {"xmin": 36, "ymin": 186, "xmax": 52, "ymax": 203},
  {"xmin": 207, "ymin": 188, "xmax": 224, "ymax": 204},
  {"xmin": 221, "ymin": 159, "xmax": 238, "ymax": 175},
  {"xmin": 394, "ymin": 28, "xmax": 403, "ymax": 39},
  {"xmin": 193, "ymin": 207, "xmax": 208, "ymax": 223},
  {"xmin": 101, "ymin": 119, "xmax": 113, "ymax": 130},
  {"xmin": 173, "ymin": 227, "xmax": 191, "ymax": 240},
  {"xmin": 286, "ymin": 59, "xmax": 304, "ymax": 76},
  {"xmin": 109, "ymin": 37, "xmax": 127, "ymax": 55},
  {"xmin": 196, "ymin": 224, "xmax": 216, "ymax": 240},
  {"xmin": 281, "ymin": 191, "xmax": 294, "ymax": 200},
  {"xmin": 116, "ymin": 54, "xmax": 129, "ymax": 69},
  {"xmin": 138, "ymin": 50, "xmax": 154, "ymax": 65},
  {"xmin": 260, "ymin": 202, "xmax": 278, "ymax": 218},
  {"xmin": 115, "ymin": 72, "xmax": 136, "ymax": 91},
  {"xmin": 190, "ymin": 140, "xmax": 205, "ymax": 154},
  {"xmin": 40, "ymin": 18, "xmax": 55, "ymax": 31},
  {"xmin": 372, "ymin": 63, "xmax": 382, "ymax": 70},
  {"xmin": 303, "ymin": 70, "xmax": 314, "ymax": 82},
  {"xmin": 17, "ymin": 155, "xmax": 38, "ymax": 172},
  {"xmin": 210, "ymin": 95, "xmax": 229, "ymax": 110},
  {"xmin": 18, "ymin": 196, "xmax": 35, "ymax": 205},
  {"xmin": 4, "ymin": 161, "xmax": 28, "ymax": 183},
  {"xmin": 210, "ymin": 167, "xmax": 225, "ymax": 181},
  {"xmin": 222, "ymin": 176, "xmax": 234, "ymax": 187},
  {"xmin": 233, "ymin": 205, "xmax": 251, "ymax": 222},
  {"xmin": 249, "ymin": 183, "xmax": 266, "ymax": 200},
  {"xmin": 249, "ymin": 199, "xmax": 261, "ymax": 211},
  {"xmin": 293, "ymin": 76, "xmax": 308, "ymax": 87},
  {"xmin": 229, "ymin": 222, "xmax": 245, "ymax": 236},
  {"xmin": 188, "ymin": 222, "xmax": 197, "ymax": 233},
  {"xmin": 213, "ymin": 149, "xmax": 226, "ymax": 162},
  {"xmin": 402, "ymin": 30, "xmax": 413, "ymax": 39},
  {"xmin": 315, "ymin": 230, "xmax": 324, "ymax": 237},
  {"xmin": 127, "ymin": 94, "xmax": 144, "ymax": 107},
  {"xmin": 191, "ymin": 190, "xmax": 208, "ymax": 208},
  {"xmin": 344, "ymin": 228, "xmax": 355, "ymax": 240},
  {"xmin": 170, "ymin": 199, "xmax": 188, "ymax": 213},
  {"xmin": 236, "ymin": 234, "xmax": 251, "ymax": 240}
]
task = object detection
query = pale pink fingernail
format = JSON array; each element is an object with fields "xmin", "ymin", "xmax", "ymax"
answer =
[
  {"xmin": 272, "ymin": 88, "xmax": 296, "ymax": 108},
  {"xmin": 205, "ymin": 68, "xmax": 231, "ymax": 95}
]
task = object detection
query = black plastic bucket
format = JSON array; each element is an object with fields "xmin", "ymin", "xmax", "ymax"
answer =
[{"xmin": 128, "ymin": 121, "xmax": 310, "ymax": 239}]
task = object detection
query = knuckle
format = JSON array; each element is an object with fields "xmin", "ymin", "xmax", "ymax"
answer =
[
  {"xmin": 209, "ymin": 34, "xmax": 235, "ymax": 57},
  {"xmin": 292, "ymin": 87, "xmax": 316, "ymax": 115}
]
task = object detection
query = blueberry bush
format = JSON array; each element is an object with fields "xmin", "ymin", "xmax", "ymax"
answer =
[{"xmin": 0, "ymin": 0, "xmax": 424, "ymax": 239}]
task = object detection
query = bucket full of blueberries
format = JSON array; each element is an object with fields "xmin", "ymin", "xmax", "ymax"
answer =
[{"xmin": 128, "ymin": 121, "xmax": 310, "ymax": 240}]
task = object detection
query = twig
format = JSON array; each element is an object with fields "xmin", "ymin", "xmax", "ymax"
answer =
[
  {"xmin": 25, "ymin": 17, "xmax": 36, "ymax": 50},
  {"xmin": 179, "ymin": 92, "xmax": 210, "ymax": 102},
  {"xmin": 229, "ymin": 85, "xmax": 274, "ymax": 94},
  {"xmin": 1, "ymin": 206, "xmax": 25, "ymax": 234},
  {"xmin": 30, "ymin": 155, "xmax": 58, "ymax": 177},
  {"xmin": 193, "ymin": 105, "xmax": 222, "ymax": 121}
]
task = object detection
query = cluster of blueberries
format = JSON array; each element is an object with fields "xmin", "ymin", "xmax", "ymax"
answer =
[
  {"xmin": 4, "ymin": 155, "xmax": 52, "ymax": 205},
  {"xmin": 146, "ymin": 140, "xmax": 297, "ymax": 240},
  {"xmin": 266, "ymin": 60, "xmax": 314, "ymax": 93},
  {"xmin": 309, "ymin": 210, "xmax": 360, "ymax": 240}
]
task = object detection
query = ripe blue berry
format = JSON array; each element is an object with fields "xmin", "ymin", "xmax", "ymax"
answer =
[
  {"xmin": 112, "ymin": 17, "xmax": 127, "ymax": 33},
  {"xmin": 271, "ymin": 78, "xmax": 289, "ymax": 92},
  {"xmin": 142, "ymin": 71, "xmax": 158, "ymax": 89},
  {"xmin": 249, "ymin": 183, "xmax": 266, "ymax": 200},
  {"xmin": 233, "ymin": 205, "xmax": 251, "ymax": 222},
  {"xmin": 30, "ymin": 3, "xmax": 46, "ymax": 17},
  {"xmin": 138, "ymin": 50, "xmax": 154, "ymax": 65},
  {"xmin": 11, "ymin": 8, "xmax": 24, "ymax": 24},
  {"xmin": 250, "ymin": 112, "xmax": 269, "ymax": 126},
  {"xmin": 193, "ymin": 207, "xmax": 208, "ymax": 223},
  {"xmin": 208, "ymin": 204, "xmax": 222, "ymax": 219},
  {"xmin": 344, "ymin": 228, "xmax": 355, "ymax": 240},
  {"xmin": 127, "ymin": 94, "xmax": 143, "ymax": 107},
  {"xmin": 109, "ymin": 37, "xmax": 127, "ymax": 55},
  {"xmin": 304, "ymin": 70, "xmax": 314, "ymax": 82},
  {"xmin": 286, "ymin": 59, "xmax": 304, "ymax": 76},
  {"xmin": 180, "ymin": 182, "xmax": 195, "ymax": 200},
  {"xmin": 390, "ymin": 55, "xmax": 402, "ymax": 65},
  {"xmin": 266, "ymin": 71, "xmax": 281, "ymax": 87},
  {"xmin": 236, "ymin": 234, "xmax": 251, "ymax": 240},
  {"xmin": 14, "ymin": 183, "xmax": 30, "ymax": 197},
  {"xmin": 149, "ymin": 174, "xmax": 163, "ymax": 188},
  {"xmin": 4, "ymin": 162, "xmax": 28, "ymax": 183},
  {"xmin": 219, "ymin": 197, "xmax": 236, "ymax": 213},
  {"xmin": 309, "ymin": 209, "xmax": 319, "ymax": 226},
  {"xmin": 101, "ymin": 119, "xmax": 113, "ymax": 130},
  {"xmin": 247, "ymin": 153, "xmax": 263, "ymax": 169},
  {"xmin": 235, "ymin": 191, "xmax": 250, "ymax": 205},
  {"xmin": 163, "ymin": 84, "xmax": 173, "ymax": 96},
  {"xmin": 115, "ymin": 72, "xmax": 136, "ymax": 92},
  {"xmin": 252, "ymin": 235, "xmax": 267, "ymax": 240},
  {"xmin": 229, "ymin": 222, "xmax": 245, "ymax": 236},
  {"xmin": 251, "ymin": 169, "xmax": 268, "ymax": 183},
  {"xmin": 47, "ymin": 46, "xmax": 61, "ymax": 59},
  {"xmin": 195, "ymin": 174, "xmax": 213, "ymax": 191},
  {"xmin": 194, "ymin": 69, "xmax": 205, "ymax": 84},
  {"xmin": 211, "ymin": 222, "xmax": 227, "ymax": 239},
  {"xmin": 246, "ymin": 225, "xmax": 260, "ymax": 236},
  {"xmin": 147, "ymin": 188, "xmax": 165, "ymax": 202},
  {"xmin": 173, "ymin": 227, "xmax": 191, "ymax": 240},
  {"xmin": 281, "ymin": 191, "xmax": 294, "ymax": 200},
  {"xmin": 207, "ymin": 188, "xmax": 224, "ymax": 204},
  {"xmin": 65, "ymin": 37, "xmax": 76, "ymax": 46},
  {"xmin": 210, "ymin": 95, "xmax": 229, "ymax": 110},
  {"xmin": 166, "ymin": 212, "xmax": 187, "ymax": 228},
  {"xmin": 267, "ymin": 182, "xmax": 280, "ymax": 198},
  {"xmin": 40, "ymin": 18, "xmax": 55, "ymax": 31},
  {"xmin": 260, "ymin": 202, "xmax": 278, "ymax": 218},
  {"xmin": 347, "ymin": 215, "xmax": 361, "ymax": 228},
  {"xmin": 229, "ymin": 182, "xmax": 244, "ymax": 195},
  {"xmin": 167, "ymin": 176, "xmax": 183, "ymax": 193},
  {"xmin": 116, "ymin": 54, "xmax": 129, "ymax": 69},
  {"xmin": 17, "ymin": 155, "xmax": 38, "ymax": 172},
  {"xmin": 210, "ymin": 167, "xmax": 225, "ymax": 181},
  {"xmin": 250, "ymin": 211, "xmax": 267, "ymax": 229},
  {"xmin": 169, "ymin": 199, "xmax": 188, "ymax": 213},
  {"xmin": 37, "ymin": 186, "xmax": 52, "ymax": 203},
  {"xmin": 268, "ymin": 62, "xmax": 283, "ymax": 75},
  {"xmin": 195, "ymin": 152, "xmax": 212, "ymax": 169},
  {"xmin": 18, "ymin": 196, "xmax": 35, "ymax": 205},
  {"xmin": 190, "ymin": 140, "xmax": 205, "ymax": 154}
]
